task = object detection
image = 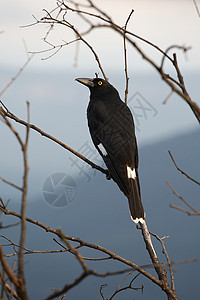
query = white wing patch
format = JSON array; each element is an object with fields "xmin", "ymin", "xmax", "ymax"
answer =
[
  {"xmin": 98, "ymin": 143, "xmax": 107, "ymax": 156},
  {"xmin": 127, "ymin": 166, "xmax": 136, "ymax": 180}
]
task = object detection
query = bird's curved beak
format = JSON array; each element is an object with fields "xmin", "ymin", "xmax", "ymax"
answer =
[{"xmin": 76, "ymin": 78, "xmax": 94, "ymax": 88}]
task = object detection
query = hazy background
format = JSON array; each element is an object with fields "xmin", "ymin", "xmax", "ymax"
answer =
[{"xmin": 0, "ymin": 0, "xmax": 200, "ymax": 299}]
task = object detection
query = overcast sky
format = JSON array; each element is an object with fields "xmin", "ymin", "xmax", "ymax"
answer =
[{"xmin": 1, "ymin": 0, "xmax": 200, "ymax": 71}]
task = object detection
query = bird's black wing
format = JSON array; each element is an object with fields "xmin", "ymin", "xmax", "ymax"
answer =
[
  {"xmin": 88, "ymin": 96, "xmax": 145, "ymax": 221},
  {"xmin": 87, "ymin": 97, "xmax": 138, "ymax": 197}
]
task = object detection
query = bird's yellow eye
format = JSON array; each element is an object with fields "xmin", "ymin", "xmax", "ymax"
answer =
[{"xmin": 98, "ymin": 81, "xmax": 103, "ymax": 86}]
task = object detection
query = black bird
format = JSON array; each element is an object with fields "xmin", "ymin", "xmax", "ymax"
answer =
[{"xmin": 76, "ymin": 77, "xmax": 145, "ymax": 223}]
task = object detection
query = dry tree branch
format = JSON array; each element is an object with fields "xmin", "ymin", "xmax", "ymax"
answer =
[
  {"xmin": 24, "ymin": 0, "xmax": 200, "ymax": 122},
  {"xmin": 0, "ymin": 54, "xmax": 34, "ymax": 97},
  {"xmin": 57, "ymin": 229, "xmax": 89, "ymax": 273},
  {"xmin": 167, "ymin": 180, "xmax": 200, "ymax": 216},
  {"xmin": 172, "ymin": 53, "xmax": 200, "ymax": 122},
  {"xmin": 0, "ymin": 235, "xmax": 72, "ymax": 257},
  {"xmin": 16, "ymin": 102, "xmax": 30, "ymax": 300},
  {"xmin": 74, "ymin": 0, "xmax": 172, "ymax": 61},
  {"xmin": 160, "ymin": 45, "xmax": 191, "ymax": 70},
  {"xmin": 0, "ymin": 203, "xmax": 159, "ymax": 284},
  {"xmin": 169, "ymin": 204, "xmax": 196, "ymax": 215},
  {"xmin": 169, "ymin": 204, "xmax": 200, "ymax": 216},
  {"xmin": 40, "ymin": 8, "xmax": 108, "ymax": 80},
  {"xmin": 0, "ymin": 280, "xmax": 20, "ymax": 300},
  {"xmin": 0, "ymin": 104, "xmax": 30, "ymax": 298},
  {"xmin": 139, "ymin": 219, "xmax": 171, "ymax": 296},
  {"xmin": 0, "ymin": 244, "xmax": 20, "ymax": 288},
  {"xmin": 193, "ymin": 0, "xmax": 200, "ymax": 18},
  {"xmin": 163, "ymin": 90, "xmax": 174, "ymax": 105},
  {"xmin": 50, "ymin": 4, "xmax": 199, "ymax": 123},
  {"xmin": 168, "ymin": 151, "xmax": 200, "ymax": 185},
  {"xmin": 0, "ymin": 103, "xmax": 109, "ymax": 177},
  {"xmin": 0, "ymin": 202, "xmax": 180, "ymax": 300},
  {"xmin": 150, "ymin": 233, "xmax": 175, "ymax": 292},
  {"xmin": 0, "ymin": 269, "xmax": 14, "ymax": 300},
  {"xmin": 123, "ymin": 9, "xmax": 134, "ymax": 104},
  {"xmin": 0, "ymin": 176, "xmax": 22, "ymax": 191},
  {"xmin": 108, "ymin": 272, "xmax": 143, "ymax": 300}
]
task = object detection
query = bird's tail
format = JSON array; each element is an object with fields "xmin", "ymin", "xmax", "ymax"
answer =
[{"xmin": 128, "ymin": 176, "xmax": 145, "ymax": 223}]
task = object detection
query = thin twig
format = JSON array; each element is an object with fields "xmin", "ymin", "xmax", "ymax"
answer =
[
  {"xmin": 0, "ymin": 244, "xmax": 20, "ymax": 288},
  {"xmin": 57, "ymin": 229, "xmax": 89, "ymax": 273},
  {"xmin": 40, "ymin": 10, "xmax": 108, "ymax": 80},
  {"xmin": 193, "ymin": 0, "xmax": 200, "ymax": 18},
  {"xmin": 110, "ymin": 273, "xmax": 143, "ymax": 300},
  {"xmin": 123, "ymin": 9, "xmax": 134, "ymax": 104},
  {"xmin": 172, "ymin": 53, "xmax": 200, "ymax": 122},
  {"xmin": 0, "ymin": 55, "xmax": 34, "ymax": 97},
  {"xmin": 163, "ymin": 90, "xmax": 174, "ymax": 104},
  {"xmin": 169, "ymin": 204, "xmax": 200, "ymax": 216},
  {"xmin": 151, "ymin": 233, "xmax": 175, "ymax": 292},
  {"xmin": 168, "ymin": 151, "xmax": 200, "ymax": 185},
  {"xmin": 167, "ymin": 180, "xmax": 199, "ymax": 213},
  {"xmin": 100, "ymin": 284, "xmax": 107, "ymax": 300},
  {"xmin": 160, "ymin": 45, "xmax": 191, "ymax": 70},
  {"xmin": 0, "ymin": 176, "xmax": 22, "ymax": 191}
]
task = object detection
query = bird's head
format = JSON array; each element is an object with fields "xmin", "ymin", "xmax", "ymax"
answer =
[{"xmin": 76, "ymin": 77, "xmax": 118, "ymax": 98}]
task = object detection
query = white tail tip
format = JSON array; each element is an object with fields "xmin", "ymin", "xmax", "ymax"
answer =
[{"xmin": 131, "ymin": 216, "xmax": 145, "ymax": 224}]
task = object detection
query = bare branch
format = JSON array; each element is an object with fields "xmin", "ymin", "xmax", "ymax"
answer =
[
  {"xmin": 193, "ymin": 0, "xmax": 200, "ymax": 18},
  {"xmin": 109, "ymin": 273, "xmax": 143, "ymax": 300},
  {"xmin": 17, "ymin": 102, "xmax": 30, "ymax": 300},
  {"xmin": 39, "ymin": 8, "xmax": 108, "ymax": 80},
  {"xmin": 168, "ymin": 151, "xmax": 200, "ymax": 185},
  {"xmin": 163, "ymin": 90, "xmax": 174, "ymax": 105},
  {"xmin": 172, "ymin": 53, "xmax": 200, "ymax": 122},
  {"xmin": 0, "ymin": 203, "xmax": 161, "ymax": 285},
  {"xmin": 0, "ymin": 54, "xmax": 34, "ymax": 97},
  {"xmin": 0, "ymin": 176, "xmax": 22, "ymax": 191},
  {"xmin": 0, "ymin": 201, "xmax": 180, "ymax": 299},
  {"xmin": 0, "ymin": 244, "xmax": 20, "ymax": 288},
  {"xmin": 123, "ymin": 9, "xmax": 134, "ymax": 104},
  {"xmin": 151, "ymin": 233, "xmax": 175, "ymax": 292},
  {"xmin": 28, "ymin": 0, "xmax": 200, "ymax": 122},
  {"xmin": 0, "ymin": 104, "xmax": 109, "ymax": 177},
  {"xmin": 0, "ymin": 235, "xmax": 71, "ymax": 257},
  {"xmin": 167, "ymin": 180, "xmax": 200, "ymax": 214},
  {"xmin": 139, "ymin": 221, "xmax": 166, "ymax": 281},
  {"xmin": 169, "ymin": 204, "xmax": 200, "ymax": 216},
  {"xmin": 160, "ymin": 45, "xmax": 191, "ymax": 70},
  {"xmin": 57, "ymin": 229, "xmax": 89, "ymax": 273}
]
